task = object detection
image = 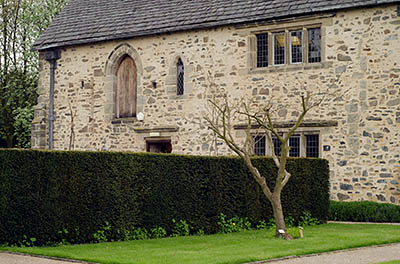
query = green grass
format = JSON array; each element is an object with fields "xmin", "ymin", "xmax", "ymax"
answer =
[
  {"xmin": 1, "ymin": 224, "xmax": 400, "ymax": 264},
  {"xmin": 376, "ymin": 261, "xmax": 400, "ymax": 264}
]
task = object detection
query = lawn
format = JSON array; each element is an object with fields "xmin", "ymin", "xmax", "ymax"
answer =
[{"xmin": 1, "ymin": 224, "xmax": 400, "ymax": 264}]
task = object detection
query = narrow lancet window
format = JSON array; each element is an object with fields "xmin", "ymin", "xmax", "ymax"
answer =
[{"xmin": 177, "ymin": 58, "xmax": 184, "ymax": 95}]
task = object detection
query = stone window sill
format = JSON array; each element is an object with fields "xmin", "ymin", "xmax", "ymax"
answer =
[
  {"xmin": 248, "ymin": 61, "xmax": 332, "ymax": 74},
  {"xmin": 111, "ymin": 117, "xmax": 139, "ymax": 125},
  {"xmin": 168, "ymin": 94, "xmax": 188, "ymax": 100}
]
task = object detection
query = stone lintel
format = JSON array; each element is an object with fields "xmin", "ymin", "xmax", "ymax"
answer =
[
  {"xmin": 144, "ymin": 136, "xmax": 171, "ymax": 142},
  {"xmin": 233, "ymin": 120, "xmax": 339, "ymax": 130},
  {"xmin": 134, "ymin": 127, "xmax": 179, "ymax": 133}
]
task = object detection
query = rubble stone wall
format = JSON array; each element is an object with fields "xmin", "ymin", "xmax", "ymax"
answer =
[{"xmin": 33, "ymin": 4, "xmax": 400, "ymax": 204}]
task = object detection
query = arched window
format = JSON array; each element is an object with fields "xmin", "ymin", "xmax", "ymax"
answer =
[
  {"xmin": 177, "ymin": 58, "xmax": 184, "ymax": 95},
  {"xmin": 117, "ymin": 55, "xmax": 137, "ymax": 118}
]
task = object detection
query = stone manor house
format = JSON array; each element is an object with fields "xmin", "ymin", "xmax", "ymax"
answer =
[{"xmin": 32, "ymin": 0, "xmax": 400, "ymax": 204}]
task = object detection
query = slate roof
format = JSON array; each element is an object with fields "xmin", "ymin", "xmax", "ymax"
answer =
[{"xmin": 33, "ymin": 0, "xmax": 400, "ymax": 51}]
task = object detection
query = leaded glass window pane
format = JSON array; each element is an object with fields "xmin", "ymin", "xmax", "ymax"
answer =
[
  {"xmin": 308, "ymin": 28, "xmax": 321, "ymax": 63},
  {"xmin": 177, "ymin": 58, "xmax": 184, "ymax": 95},
  {"xmin": 273, "ymin": 32, "xmax": 285, "ymax": 65},
  {"xmin": 272, "ymin": 137, "xmax": 282, "ymax": 156},
  {"xmin": 289, "ymin": 136, "xmax": 300, "ymax": 157},
  {"xmin": 306, "ymin": 135, "xmax": 319, "ymax": 157},
  {"xmin": 256, "ymin": 34, "xmax": 268, "ymax": 67},
  {"xmin": 254, "ymin": 136, "xmax": 266, "ymax": 156},
  {"xmin": 290, "ymin": 30, "xmax": 303, "ymax": 64}
]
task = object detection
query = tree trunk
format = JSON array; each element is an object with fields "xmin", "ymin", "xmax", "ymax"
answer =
[
  {"xmin": 271, "ymin": 194, "xmax": 293, "ymax": 240},
  {"xmin": 2, "ymin": 0, "xmax": 9, "ymax": 77}
]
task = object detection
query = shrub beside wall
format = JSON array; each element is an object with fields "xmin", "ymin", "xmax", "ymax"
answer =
[
  {"xmin": 0, "ymin": 149, "xmax": 329, "ymax": 245},
  {"xmin": 329, "ymin": 201, "xmax": 400, "ymax": 222}
]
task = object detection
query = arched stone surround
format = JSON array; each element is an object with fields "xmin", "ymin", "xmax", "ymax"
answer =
[{"xmin": 104, "ymin": 43, "xmax": 144, "ymax": 121}]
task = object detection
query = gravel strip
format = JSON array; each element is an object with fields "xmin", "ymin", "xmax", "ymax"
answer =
[
  {"xmin": 0, "ymin": 252, "xmax": 96, "ymax": 264},
  {"xmin": 249, "ymin": 243, "xmax": 400, "ymax": 264},
  {"xmin": 328, "ymin": 221, "xmax": 400, "ymax": 225}
]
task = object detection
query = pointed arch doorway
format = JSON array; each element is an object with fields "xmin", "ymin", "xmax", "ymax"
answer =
[{"xmin": 116, "ymin": 55, "xmax": 137, "ymax": 118}]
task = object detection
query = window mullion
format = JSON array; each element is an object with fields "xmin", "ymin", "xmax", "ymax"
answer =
[
  {"xmin": 268, "ymin": 33, "xmax": 273, "ymax": 67},
  {"xmin": 301, "ymin": 134, "xmax": 306, "ymax": 157},
  {"xmin": 285, "ymin": 30, "xmax": 289, "ymax": 65},
  {"xmin": 303, "ymin": 28, "xmax": 308, "ymax": 64},
  {"xmin": 248, "ymin": 35, "xmax": 257, "ymax": 69}
]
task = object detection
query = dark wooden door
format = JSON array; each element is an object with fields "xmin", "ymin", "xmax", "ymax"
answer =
[{"xmin": 117, "ymin": 56, "xmax": 137, "ymax": 118}]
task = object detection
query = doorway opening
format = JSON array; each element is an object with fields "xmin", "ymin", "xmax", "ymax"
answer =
[{"xmin": 146, "ymin": 139, "xmax": 172, "ymax": 153}]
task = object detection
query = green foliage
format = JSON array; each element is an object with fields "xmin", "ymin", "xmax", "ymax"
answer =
[
  {"xmin": 0, "ymin": 0, "xmax": 68, "ymax": 148},
  {"xmin": 217, "ymin": 213, "xmax": 252, "ymax": 233},
  {"xmin": 256, "ymin": 220, "xmax": 268, "ymax": 230},
  {"xmin": 257, "ymin": 211, "xmax": 320, "ymax": 231},
  {"xmin": 285, "ymin": 216, "xmax": 295, "ymax": 227},
  {"xmin": 0, "ymin": 149, "xmax": 329, "ymax": 245},
  {"xmin": 329, "ymin": 201, "xmax": 400, "ymax": 223},
  {"xmin": 56, "ymin": 228, "xmax": 70, "ymax": 245},
  {"xmin": 0, "ymin": 71, "xmax": 37, "ymax": 147},
  {"xmin": 124, "ymin": 227, "xmax": 149, "ymax": 241},
  {"xmin": 54, "ymin": 226, "xmax": 80, "ymax": 245},
  {"xmin": 0, "ymin": 0, "xmax": 68, "ymax": 74},
  {"xmin": 196, "ymin": 229, "xmax": 205, "ymax": 236},
  {"xmin": 171, "ymin": 219, "xmax": 190, "ymax": 237},
  {"xmin": 267, "ymin": 218, "xmax": 276, "ymax": 228},
  {"xmin": 20, "ymin": 235, "xmax": 37, "ymax": 247},
  {"xmin": 92, "ymin": 221, "xmax": 112, "ymax": 243},
  {"xmin": 150, "ymin": 226, "xmax": 167, "ymax": 239},
  {"xmin": 256, "ymin": 218, "xmax": 277, "ymax": 230},
  {"xmin": 299, "ymin": 211, "xmax": 320, "ymax": 226},
  {"xmin": 13, "ymin": 106, "xmax": 34, "ymax": 148},
  {"xmin": 286, "ymin": 227, "xmax": 301, "ymax": 239}
]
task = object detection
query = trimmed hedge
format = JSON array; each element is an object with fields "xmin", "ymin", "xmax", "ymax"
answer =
[
  {"xmin": 0, "ymin": 149, "xmax": 329, "ymax": 245},
  {"xmin": 329, "ymin": 201, "xmax": 400, "ymax": 223}
]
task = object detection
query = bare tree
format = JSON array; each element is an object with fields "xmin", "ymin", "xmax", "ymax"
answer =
[
  {"xmin": 204, "ymin": 91, "xmax": 325, "ymax": 240},
  {"xmin": 68, "ymin": 101, "xmax": 76, "ymax": 151}
]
